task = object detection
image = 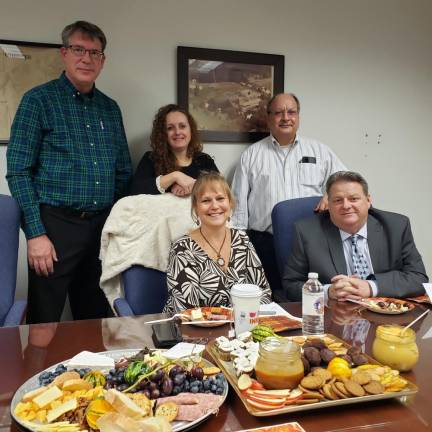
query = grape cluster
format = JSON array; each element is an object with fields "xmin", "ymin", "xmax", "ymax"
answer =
[
  {"xmin": 37, "ymin": 362, "xmax": 226, "ymax": 400},
  {"xmin": 38, "ymin": 364, "xmax": 91, "ymax": 386},
  {"xmin": 105, "ymin": 367, "xmax": 128, "ymax": 392}
]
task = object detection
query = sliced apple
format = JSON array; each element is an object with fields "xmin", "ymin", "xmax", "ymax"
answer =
[
  {"xmin": 250, "ymin": 379, "xmax": 265, "ymax": 390},
  {"xmin": 246, "ymin": 398, "xmax": 285, "ymax": 410},
  {"xmin": 238, "ymin": 374, "xmax": 252, "ymax": 391},
  {"xmin": 284, "ymin": 388, "xmax": 303, "ymax": 405},
  {"xmin": 252, "ymin": 389, "xmax": 291, "ymax": 397},
  {"xmin": 246, "ymin": 394, "xmax": 286, "ymax": 406}
]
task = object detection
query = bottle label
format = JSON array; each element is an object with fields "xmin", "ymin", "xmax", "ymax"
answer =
[{"xmin": 303, "ymin": 292, "xmax": 324, "ymax": 316}]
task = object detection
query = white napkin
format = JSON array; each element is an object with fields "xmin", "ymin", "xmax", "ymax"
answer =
[
  {"xmin": 163, "ymin": 343, "xmax": 206, "ymax": 359},
  {"xmin": 67, "ymin": 351, "xmax": 115, "ymax": 368}
]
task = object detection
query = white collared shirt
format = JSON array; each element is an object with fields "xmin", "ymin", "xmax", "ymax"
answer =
[
  {"xmin": 324, "ymin": 223, "xmax": 378, "ymax": 298},
  {"xmin": 231, "ymin": 134, "xmax": 346, "ymax": 233}
]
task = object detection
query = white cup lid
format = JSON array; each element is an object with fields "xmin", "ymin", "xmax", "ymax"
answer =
[{"xmin": 231, "ymin": 284, "xmax": 262, "ymax": 298}]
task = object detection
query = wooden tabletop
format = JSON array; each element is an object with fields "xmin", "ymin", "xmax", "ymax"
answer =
[{"xmin": 1, "ymin": 301, "xmax": 431, "ymax": 432}]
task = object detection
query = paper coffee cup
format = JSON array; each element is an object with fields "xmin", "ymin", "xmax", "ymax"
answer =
[{"xmin": 230, "ymin": 284, "xmax": 262, "ymax": 336}]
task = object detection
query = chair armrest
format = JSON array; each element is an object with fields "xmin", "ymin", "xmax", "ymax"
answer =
[
  {"xmin": 114, "ymin": 298, "xmax": 135, "ymax": 317},
  {"xmin": 3, "ymin": 300, "xmax": 27, "ymax": 326}
]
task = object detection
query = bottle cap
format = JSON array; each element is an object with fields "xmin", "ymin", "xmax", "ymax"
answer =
[{"xmin": 308, "ymin": 272, "xmax": 319, "ymax": 279}]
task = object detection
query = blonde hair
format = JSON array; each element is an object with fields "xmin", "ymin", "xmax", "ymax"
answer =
[{"xmin": 191, "ymin": 172, "xmax": 235, "ymax": 222}]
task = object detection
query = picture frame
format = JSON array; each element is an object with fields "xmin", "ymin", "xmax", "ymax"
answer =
[
  {"xmin": 177, "ymin": 46, "xmax": 284, "ymax": 143},
  {"xmin": 0, "ymin": 40, "xmax": 63, "ymax": 144}
]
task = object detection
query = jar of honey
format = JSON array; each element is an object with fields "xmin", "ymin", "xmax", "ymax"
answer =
[
  {"xmin": 372, "ymin": 324, "xmax": 419, "ymax": 372},
  {"xmin": 255, "ymin": 337, "xmax": 304, "ymax": 389}
]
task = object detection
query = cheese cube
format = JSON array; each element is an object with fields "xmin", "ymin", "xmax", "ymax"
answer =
[{"xmin": 32, "ymin": 386, "xmax": 62, "ymax": 409}]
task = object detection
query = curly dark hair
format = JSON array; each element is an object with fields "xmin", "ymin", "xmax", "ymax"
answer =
[{"xmin": 150, "ymin": 104, "xmax": 203, "ymax": 175}]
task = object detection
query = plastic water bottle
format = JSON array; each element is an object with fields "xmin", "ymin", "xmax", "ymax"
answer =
[{"xmin": 302, "ymin": 272, "xmax": 324, "ymax": 336}]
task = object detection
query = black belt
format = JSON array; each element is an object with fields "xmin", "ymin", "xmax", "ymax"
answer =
[{"xmin": 41, "ymin": 205, "xmax": 109, "ymax": 220}]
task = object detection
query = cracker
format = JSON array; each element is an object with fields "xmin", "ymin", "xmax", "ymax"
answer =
[
  {"xmin": 155, "ymin": 402, "xmax": 179, "ymax": 422},
  {"xmin": 312, "ymin": 368, "xmax": 332, "ymax": 382},
  {"xmin": 300, "ymin": 375, "xmax": 324, "ymax": 390},
  {"xmin": 344, "ymin": 380, "xmax": 366, "ymax": 397},
  {"xmin": 335, "ymin": 381, "xmax": 351, "ymax": 397},
  {"xmin": 322, "ymin": 383, "xmax": 339, "ymax": 400},
  {"xmin": 331, "ymin": 382, "xmax": 348, "ymax": 399},
  {"xmin": 363, "ymin": 380, "xmax": 385, "ymax": 395},
  {"xmin": 351, "ymin": 371, "xmax": 371, "ymax": 386}
]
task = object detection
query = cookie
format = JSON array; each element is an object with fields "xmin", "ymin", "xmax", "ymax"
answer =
[
  {"xmin": 331, "ymin": 382, "xmax": 348, "ymax": 399},
  {"xmin": 344, "ymin": 379, "xmax": 366, "ymax": 397},
  {"xmin": 351, "ymin": 371, "xmax": 371, "ymax": 386},
  {"xmin": 322, "ymin": 383, "xmax": 339, "ymax": 400},
  {"xmin": 301, "ymin": 375, "xmax": 324, "ymax": 390},
  {"xmin": 298, "ymin": 386, "xmax": 325, "ymax": 400},
  {"xmin": 312, "ymin": 368, "xmax": 332, "ymax": 382},
  {"xmin": 335, "ymin": 381, "xmax": 351, "ymax": 397},
  {"xmin": 363, "ymin": 380, "xmax": 385, "ymax": 395}
]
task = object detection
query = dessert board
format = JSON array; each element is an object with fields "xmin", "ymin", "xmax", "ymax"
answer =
[
  {"xmin": 206, "ymin": 335, "xmax": 417, "ymax": 417},
  {"xmin": 11, "ymin": 349, "xmax": 228, "ymax": 432}
]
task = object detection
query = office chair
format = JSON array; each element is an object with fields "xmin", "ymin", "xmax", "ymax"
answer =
[
  {"xmin": 271, "ymin": 195, "xmax": 322, "ymax": 277},
  {"xmin": 0, "ymin": 194, "xmax": 27, "ymax": 326},
  {"xmin": 114, "ymin": 265, "xmax": 168, "ymax": 316}
]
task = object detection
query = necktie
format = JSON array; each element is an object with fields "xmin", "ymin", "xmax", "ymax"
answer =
[{"xmin": 351, "ymin": 234, "xmax": 370, "ymax": 279}]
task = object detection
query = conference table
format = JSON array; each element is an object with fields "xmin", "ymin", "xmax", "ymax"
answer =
[{"xmin": 0, "ymin": 301, "xmax": 431, "ymax": 432}]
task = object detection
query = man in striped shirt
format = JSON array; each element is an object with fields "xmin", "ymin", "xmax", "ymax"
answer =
[
  {"xmin": 6, "ymin": 21, "xmax": 132, "ymax": 323},
  {"xmin": 231, "ymin": 93, "xmax": 346, "ymax": 300}
]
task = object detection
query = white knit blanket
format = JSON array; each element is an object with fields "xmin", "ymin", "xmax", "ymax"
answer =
[{"xmin": 99, "ymin": 194, "xmax": 195, "ymax": 308}]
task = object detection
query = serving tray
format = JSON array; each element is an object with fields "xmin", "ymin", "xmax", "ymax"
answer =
[
  {"xmin": 11, "ymin": 349, "xmax": 228, "ymax": 432},
  {"xmin": 206, "ymin": 335, "xmax": 418, "ymax": 417}
]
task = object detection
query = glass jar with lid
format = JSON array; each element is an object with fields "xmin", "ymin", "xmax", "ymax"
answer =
[
  {"xmin": 254, "ymin": 337, "xmax": 304, "ymax": 389},
  {"xmin": 372, "ymin": 324, "xmax": 419, "ymax": 371}
]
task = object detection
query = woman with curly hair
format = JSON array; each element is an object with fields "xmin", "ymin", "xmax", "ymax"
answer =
[{"xmin": 130, "ymin": 104, "xmax": 218, "ymax": 196}]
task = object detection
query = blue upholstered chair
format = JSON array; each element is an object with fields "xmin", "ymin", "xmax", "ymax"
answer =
[
  {"xmin": 114, "ymin": 265, "xmax": 168, "ymax": 316},
  {"xmin": 0, "ymin": 194, "xmax": 27, "ymax": 326},
  {"xmin": 271, "ymin": 196, "xmax": 322, "ymax": 276}
]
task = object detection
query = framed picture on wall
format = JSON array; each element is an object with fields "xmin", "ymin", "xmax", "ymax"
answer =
[
  {"xmin": 177, "ymin": 46, "xmax": 284, "ymax": 143},
  {"xmin": 0, "ymin": 40, "xmax": 63, "ymax": 144}
]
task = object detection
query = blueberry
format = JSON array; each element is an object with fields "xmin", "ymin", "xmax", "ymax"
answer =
[
  {"xmin": 203, "ymin": 380, "xmax": 210, "ymax": 391},
  {"xmin": 190, "ymin": 386, "xmax": 199, "ymax": 394},
  {"xmin": 39, "ymin": 372, "xmax": 50, "ymax": 379},
  {"xmin": 211, "ymin": 384, "xmax": 217, "ymax": 392},
  {"xmin": 216, "ymin": 387, "xmax": 224, "ymax": 395},
  {"xmin": 109, "ymin": 369, "xmax": 116, "ymax": 376},
  {"xmin": 215, "ymin": 378, "xmax": 223, "ymax": 387},
  {"xmin": 172, "ymin": 385, "xmax": 181, "ymax": 395}
]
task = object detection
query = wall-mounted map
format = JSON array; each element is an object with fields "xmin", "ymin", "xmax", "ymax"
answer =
[{"xmin": 0, "ymin": 40, "xmax": 63, "ymax": 143}]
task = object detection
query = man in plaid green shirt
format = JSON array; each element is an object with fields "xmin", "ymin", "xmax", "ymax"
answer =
[{"xmin": 6, "ymin": 21, "xmax": 132, "ymax": 323}]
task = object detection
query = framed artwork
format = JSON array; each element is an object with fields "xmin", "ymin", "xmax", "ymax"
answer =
[
  {"xmin": 177, "ymin": 46, "xmax": 284, "ymax": 143},
  {"xmin": 0, "ymin": 40, "xmax": 63, "ymax": 144}
]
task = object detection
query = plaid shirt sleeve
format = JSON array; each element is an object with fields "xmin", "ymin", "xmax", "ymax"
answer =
[
  {"xmin": 113, "ymin": 104, "xmax": 132, "ymax": 200},
  {"xmin": 6, "ymin": 92, "xmax": 46, "ymax": 239}
]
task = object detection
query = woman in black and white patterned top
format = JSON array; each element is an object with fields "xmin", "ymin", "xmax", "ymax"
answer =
[{"xmin": 164, "ymin": 172, "xmax": 271, "ymax": 314}]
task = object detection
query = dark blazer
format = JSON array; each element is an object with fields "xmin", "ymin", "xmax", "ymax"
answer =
[{"xmin": 282, "ymin": 208, "xmax": 428, "ymax": 301}]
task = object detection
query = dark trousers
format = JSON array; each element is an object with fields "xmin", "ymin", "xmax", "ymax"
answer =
[
  {"xmin": 247, "ymin": 230, "xmax": 284, "ymax": 300},
  {"xmin": 26, "ymin": 205, "xmax": 111, "ymax": 324}
]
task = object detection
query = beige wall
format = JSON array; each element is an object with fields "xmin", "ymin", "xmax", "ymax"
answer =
[{"xmin": 1, "ymin": 0, "xmax": 431, "ymax": 303}]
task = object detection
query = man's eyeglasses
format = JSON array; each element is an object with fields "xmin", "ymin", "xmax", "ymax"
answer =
[
  {"xmin": 66, "ymin": 45, "xmax": 104, "ymax": 60},
  {"xmin": 268, "ymin": 109, "xmax": 299, "ymax": 118}
]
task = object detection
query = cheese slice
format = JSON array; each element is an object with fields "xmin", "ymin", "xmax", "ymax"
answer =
[
  {"xmin": 67, "ymin": 351, "xmax": 115, "ymax": 369},
  {"xmin": 46, "ymin": 398, "xmax": 78, "ymax": 423},
  {"xmin": 33, "ymin": 385, "xmax": 62, "ymax": 409},
  {"xmin": 22, "ymin": 386, "xmax": 47, "ymax": 402}
]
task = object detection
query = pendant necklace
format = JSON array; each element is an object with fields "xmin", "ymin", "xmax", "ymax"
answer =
[{"xmin": 199, "ymin": 227, "xmax": 227, "ymax": 267}]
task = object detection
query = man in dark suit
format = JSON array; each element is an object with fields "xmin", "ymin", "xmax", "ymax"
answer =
[{"xmin": 283, "ymin": 171, "xmax": 428, "ymax": 301}]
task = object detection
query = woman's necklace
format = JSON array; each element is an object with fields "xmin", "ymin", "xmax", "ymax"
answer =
[{"xmin": 199, "ymin": 227, "xmax": 227, "ymax": 267}]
